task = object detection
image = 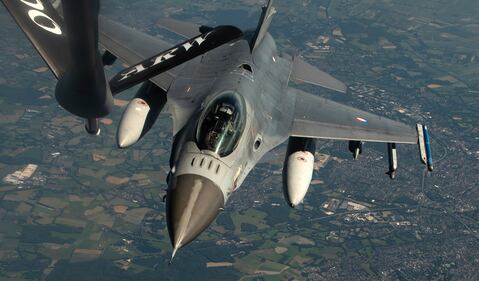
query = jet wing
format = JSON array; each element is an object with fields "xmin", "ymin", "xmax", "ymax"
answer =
[
  {"xmin": 289, "ymin": 88, "xmax": 418, "ymax": 144},
  {"xmin": 98, "ymin": 16, "xmax": 180, "ymax": 91}
]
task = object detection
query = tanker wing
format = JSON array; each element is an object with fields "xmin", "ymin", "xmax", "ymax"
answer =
[{"xmin": 1, "ymin": 0, "xmax": 70, "ymax": 78}]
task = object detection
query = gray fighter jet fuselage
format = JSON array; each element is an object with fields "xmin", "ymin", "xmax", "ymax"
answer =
[{"xmin": 165, "ymin": 33, "xmax": 294, "ymax": 253}]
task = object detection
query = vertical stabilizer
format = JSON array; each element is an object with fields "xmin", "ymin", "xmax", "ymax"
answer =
[{"xmin": 251, "ymin": 0, "xmax": 276, "ymax": 52}]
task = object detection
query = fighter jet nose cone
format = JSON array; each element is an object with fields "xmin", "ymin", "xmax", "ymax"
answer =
[
  {"xmin": 169, "ymin": 247, "xmax": 179, "ymax": 265},
  {"xmin": 289, "ymin": 203, "xmax": 296, "ymax": 208},
  {"xmin": 166, "ymin": 174, "xmax": 224, "ymax": 251}
]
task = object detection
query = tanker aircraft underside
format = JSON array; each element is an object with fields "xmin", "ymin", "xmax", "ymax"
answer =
[{"xmin": 1, "ymin": 0, "xmax": 433, "ymax": 261}]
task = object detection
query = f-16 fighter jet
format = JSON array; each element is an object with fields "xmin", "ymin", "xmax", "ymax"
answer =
[{"xmin": 1, "ymin": 0, "xmax": 433, "ymax": 260}]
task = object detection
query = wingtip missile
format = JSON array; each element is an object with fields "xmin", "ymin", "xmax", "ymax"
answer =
[
  {"xmin": 422, "ymin": 125, "xmax": 433, "ymax": 172},
  {"xmin": 417, "ymin": 124, "xmax": 433, "ymax": 172}
]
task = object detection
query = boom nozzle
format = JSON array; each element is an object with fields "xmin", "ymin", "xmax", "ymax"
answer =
[{"xmin": 85, "ymin": 118, "xmax": 100, "ymax": 135}]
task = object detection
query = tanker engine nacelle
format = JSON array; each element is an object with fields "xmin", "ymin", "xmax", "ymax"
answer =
[
  {"xmin": 117, "ymin": 81, "xmax": 167, "ymax": 148},
  {"xmin": 282, "ymin": 137, "xmax": 316, "ymax": 208}
]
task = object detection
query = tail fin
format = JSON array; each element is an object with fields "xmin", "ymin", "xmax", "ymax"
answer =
[
  {"xmin": 1, "ymin": 0, "xmax": 70, "ymax": 78},
  {"xmin": 250, "ymin": 0, "xmax": 276, "ymax": 52}
]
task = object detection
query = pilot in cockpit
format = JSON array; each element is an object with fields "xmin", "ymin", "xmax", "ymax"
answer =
[{"xmin": 197, "ymin": 92, "xmax": 246, "ymax": 157}]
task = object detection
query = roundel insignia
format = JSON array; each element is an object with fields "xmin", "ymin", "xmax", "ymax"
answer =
[{"xmin": 355, "ymin": 117, "xmax": 368, "ymax": 123}]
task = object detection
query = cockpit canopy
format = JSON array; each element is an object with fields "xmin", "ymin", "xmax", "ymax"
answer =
[{"xmin": 196, "ymin": 92, "xmax": 246, "ymax": 157}]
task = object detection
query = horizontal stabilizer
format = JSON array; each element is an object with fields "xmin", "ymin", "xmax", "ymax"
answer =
[
  {"xmin": 109, "ymin": 25, "xmax": 243, "ymax": 94},
  {"xmin": 157, "ymin": 18, "xmax": 212, "ymax": 38},
  {"xmin": 2, "ymin": 0, "xmax": 70, "ymax": 78},
  {"xmin": 290, "ymin": 57, "xmax": 347, "ymax": 93}
]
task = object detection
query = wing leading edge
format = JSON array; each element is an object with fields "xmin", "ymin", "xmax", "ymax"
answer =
[{"xmin": 289, "ymin": 88, "xmax": 418, "ymax": 144}]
